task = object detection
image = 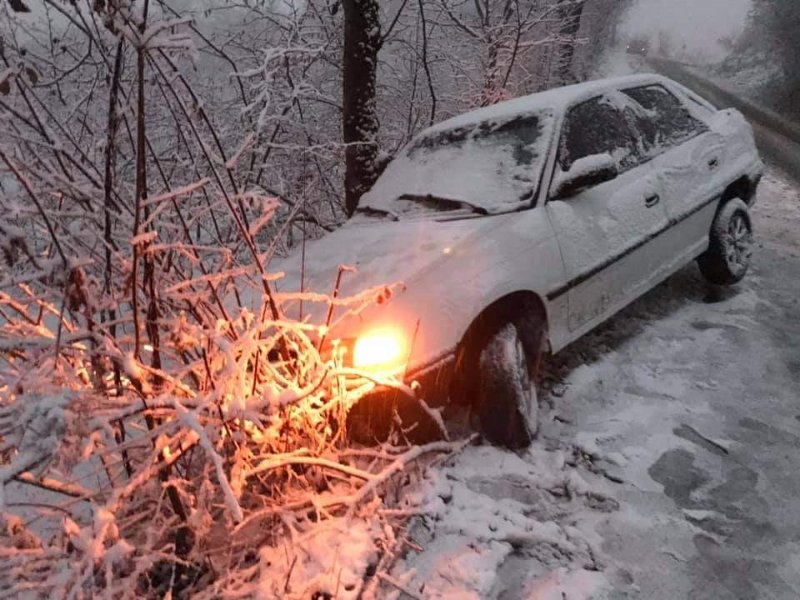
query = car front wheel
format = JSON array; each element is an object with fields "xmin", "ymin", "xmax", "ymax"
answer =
[
  {"xmin": 476, "ymin": 322, "xmax": 539, "ymax": 449},
  {"xmin": 698, "ymin": 198, "xmax": 753, "ymax": 285}
]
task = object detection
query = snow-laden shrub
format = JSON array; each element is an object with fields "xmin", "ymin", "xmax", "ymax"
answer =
[{"xmin": 0, "ymin": 251, "xmax": 454, "ymax": 598}]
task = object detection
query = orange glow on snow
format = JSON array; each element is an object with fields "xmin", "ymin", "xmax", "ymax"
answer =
[{"xmin": 353, "ymin": 329, "xmax": 406, "ymax": 371}]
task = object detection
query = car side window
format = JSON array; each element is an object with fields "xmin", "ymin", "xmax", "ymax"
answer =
[
  {"xmin": 558, "ymin": 95, "xmax": 640, "ymax": 174},
  {"xmin": 622, "ymin": 85, "xmax": 709, "ymax": 154}
]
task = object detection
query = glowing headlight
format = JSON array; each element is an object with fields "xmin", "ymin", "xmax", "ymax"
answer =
[{"xmin": 352, "ymin": 329, "xmax": 406, "ymax": 371}]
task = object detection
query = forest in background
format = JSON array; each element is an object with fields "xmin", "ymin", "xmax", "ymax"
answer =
[
  {"xmin": 0, "ymin": 0, "xmax": 630, "ymax": 230},
  {"xmin": 716, "ymin": 0, "xmax": 800, "ymax": 119}
]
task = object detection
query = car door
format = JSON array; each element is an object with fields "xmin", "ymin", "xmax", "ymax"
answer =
[
  {"xmin": 621, "ymin": 84, "xmax": 724, "ymax": 265},
  {"xmin": 546, "ymin": 93, "xmax": 670, "ymax": 333}
]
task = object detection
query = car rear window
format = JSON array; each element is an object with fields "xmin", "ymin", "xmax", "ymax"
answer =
[{"xmin": 622, "ymin": 85, "xmax": 708, "ymax": 154}]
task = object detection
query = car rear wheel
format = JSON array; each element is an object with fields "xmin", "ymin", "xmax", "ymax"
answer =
[
  {"xmin": 698, "ymin": 199, "xmax": 753, "ymax": 286},
  {"xmin": 476, "ymin": 322, "xmax": 539, "ymax": 449}
]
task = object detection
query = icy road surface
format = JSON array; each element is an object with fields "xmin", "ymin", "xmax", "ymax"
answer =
[{"xmin": 391, "ymin": 166, "xmax": 800, "ymax": 600}]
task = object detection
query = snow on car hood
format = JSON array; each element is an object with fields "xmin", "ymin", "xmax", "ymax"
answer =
[{"xmin": 271, "ymin": 215, "xmax": 488, "ymax": 323}]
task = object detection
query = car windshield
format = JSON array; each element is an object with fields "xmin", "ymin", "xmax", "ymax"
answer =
[{"xmin": 361, "ymin": 109, "xmax": 555, "ymax": 217}]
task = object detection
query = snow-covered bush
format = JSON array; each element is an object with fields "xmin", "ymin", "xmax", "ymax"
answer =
[{"xmin": 0, "ymin": 279, "xmax": 453, "ymax": 598}]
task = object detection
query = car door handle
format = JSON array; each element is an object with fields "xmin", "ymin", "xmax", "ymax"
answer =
[
  {"xmin": 708, "ymin": 157, "xmax": 720, "ymax": 170},
  {"xmin": 645, "ymin": 194, "xmax": 660, "ymax": 208}
]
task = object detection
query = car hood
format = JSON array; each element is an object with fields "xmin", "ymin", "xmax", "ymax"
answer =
[{"xmin": 271, "ymin": 215, "xmax": 489, "ymax": 323}]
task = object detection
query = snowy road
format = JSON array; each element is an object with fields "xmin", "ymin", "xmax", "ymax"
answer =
[
  {"xmin": 650, "ymin": 58, "xmax": 800, "ymax": 181},
  {"xmin": 392, "ymin": 160, "xmax": 800, "ymax": 595}
]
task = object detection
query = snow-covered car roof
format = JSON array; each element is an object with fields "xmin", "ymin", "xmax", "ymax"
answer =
[{"xmin": 425, "ymin": 74, "xmax": 669, "ymax": 133}]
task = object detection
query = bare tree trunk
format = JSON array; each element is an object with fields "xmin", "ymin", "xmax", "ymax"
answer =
[
  {"xmin": 480, "ymin": 37, "xmax": 501, "ymax": 106},
  {"xmin": 342, "ymin": 0, "xmax": 381, "ymax": 216},
  {"xmin": 555, "ymin": 0, "xmax": 586, "ymax": 84}
]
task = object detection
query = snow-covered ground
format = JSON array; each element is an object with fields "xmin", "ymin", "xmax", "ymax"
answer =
[
  {"xmin": 707, "ymin": 59, "xmax": 783, "ymax": 109},
  {"xmin": 685, "ymin": 51, "xmax": 798, "ymax": 124},
  {"xmin": 389, "ymin": 166, "xmax": 800, "ymax": 599}
]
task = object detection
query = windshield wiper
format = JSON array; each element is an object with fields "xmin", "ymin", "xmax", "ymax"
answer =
[
  {"xmin": 355, "ymin": 205, "xmax": 399, "ymax": 221},
  {"xmin": 398, "ymin": 193, "xmax": 488, "ymax": 215}
]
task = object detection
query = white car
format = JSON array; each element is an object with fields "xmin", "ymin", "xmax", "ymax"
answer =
[{"xmin": 277, "ymin": 73, "xmax": 764, "ymax": 448}]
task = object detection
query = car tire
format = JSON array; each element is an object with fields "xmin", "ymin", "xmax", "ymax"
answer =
[
  {"xmin": 698, "ymin": 198, "xmax": 753, "ymax": 286},
  {"xmin": 476, "ymin": 322, "xmax": 539, "ymax": 449}
]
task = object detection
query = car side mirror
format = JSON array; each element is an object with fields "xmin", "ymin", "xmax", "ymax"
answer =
[{"xmin": 552, "ymin": 154, "xmax": 619, "ymax": 199}]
